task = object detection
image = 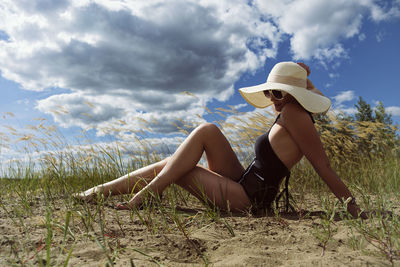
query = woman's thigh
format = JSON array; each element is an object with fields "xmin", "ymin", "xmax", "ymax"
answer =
[
  {"xmin": 175, "ymin": 165, "xmax": 251, "ymax": 212},
  {"xmin": 199, "ymin": 123, "xmax": 245, "ymax": 180}
]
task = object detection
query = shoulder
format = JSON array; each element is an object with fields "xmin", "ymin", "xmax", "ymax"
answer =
[
  {"xmin": 277, "ymin": 103, "xmax": 325, "ymax": 163},
  {"xmin": 279, "ymin": 102, "xmax": 314, "ymax": 127}
]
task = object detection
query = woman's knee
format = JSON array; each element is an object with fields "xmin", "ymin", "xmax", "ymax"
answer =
[{"xmin": 196, "ymin": 122, "xmax": 221, "ymax": 137}]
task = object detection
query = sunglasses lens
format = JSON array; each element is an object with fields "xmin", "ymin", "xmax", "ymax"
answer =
[
  {"xmin": 271, "ymin": 90, "xmax": 283, "ymax": 99},
  {"xmin": 264, "ymin": 90, "xmax": 285, "ymax": 99}
]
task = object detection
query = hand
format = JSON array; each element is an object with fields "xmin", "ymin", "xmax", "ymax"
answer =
[
  {"xmin": 347, "ymin": 204, "xmax": 393, "ymax": 220},
  {"xmin": 306, "ymin": 78, "xmax": 315, "ymax": 90},
  {"xmin": 297, "ymin": 62, "xmax": 311, "ymax": 76},
  {"xmin": 347, "ymin": 203, "xmax": 365, "ymax": 219}
]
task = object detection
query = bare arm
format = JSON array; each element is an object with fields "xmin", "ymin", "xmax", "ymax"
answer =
[{"xmin": 281, "ymin": 103, "xmax": 363, "ymax": 218}]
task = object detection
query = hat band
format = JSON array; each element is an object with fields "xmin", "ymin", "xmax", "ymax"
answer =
[{"xmin": 267, "ymin": 75, "xmax": 306, "ymax": 88}]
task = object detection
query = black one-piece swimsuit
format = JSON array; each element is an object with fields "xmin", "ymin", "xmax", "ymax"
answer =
[{"xmin": 238, "ymin": 115, "xmax": 289, "ymax": 212}]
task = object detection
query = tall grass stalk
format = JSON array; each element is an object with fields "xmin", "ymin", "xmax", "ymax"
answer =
[
  {"xmin": 0, "ymin": 107, "xmax": 398, "ymax": 265},
  {"xmin": 344, "ymin": 192, "xmax": 400, "ymax": 266},
  {"xmin": 312, "ymin": 196, "xmax": 339, "ymax": 256}
]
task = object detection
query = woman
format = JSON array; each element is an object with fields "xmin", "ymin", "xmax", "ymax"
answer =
[{"xmin": 75, "ymin": 62, "xmax": 363, "ymax": 218}]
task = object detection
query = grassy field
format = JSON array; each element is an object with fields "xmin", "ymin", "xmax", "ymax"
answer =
[{"xmin": 0, "ymin": 109, "xmax": 399, "ymax": 266}]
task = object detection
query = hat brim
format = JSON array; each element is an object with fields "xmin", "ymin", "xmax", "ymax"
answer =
[{"xmin": 239, "ymin": 82, "xmax": 331, "ymax": 114}]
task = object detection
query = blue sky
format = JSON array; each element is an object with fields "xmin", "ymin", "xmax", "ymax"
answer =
[{"xmin": 0, "ymin": 0, "xmax": 400, "ymax": 161}]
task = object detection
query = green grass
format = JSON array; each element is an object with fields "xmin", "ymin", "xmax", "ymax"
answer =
[{"xmin": 0, "ymin": 108, "xmax": 399, "ymax": 265}]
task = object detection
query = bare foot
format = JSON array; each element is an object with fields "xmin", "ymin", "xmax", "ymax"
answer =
[
  {"xmin": 115, "ymin": 201, "xmax": 142, "ymax": 210},
  {"xmin": 72, "ymin": 189, "xmax": 99, "ymax": 203},
  {"xmin": 115, "ymin": 201, "xmax": 131, "ymax": 210},
  {"xmin": 115, "ymin": 188, "xmax": 162, "ymax": 210}
]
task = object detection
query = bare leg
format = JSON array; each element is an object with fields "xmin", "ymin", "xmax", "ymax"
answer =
[
  {"xmin": 176, "ymin": 166, "xmax": 251, "ymax": 212},
  {"xmin": 118, "ymin": 123, "xmax": 248, "ymax": 209},
  {"xmin": 74, "ymin": 158, "xmax": 169, "ymax": 201}
]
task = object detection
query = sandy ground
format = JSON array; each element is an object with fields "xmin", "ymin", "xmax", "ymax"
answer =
[{"xmin": 0, "ymin": 194, "xmax": 397, "ymax": 266}]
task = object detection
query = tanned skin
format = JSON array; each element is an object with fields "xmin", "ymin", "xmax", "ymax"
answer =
[{"xmin": 75, "ymin": 63, "xmax": 364, "ymax": 218}]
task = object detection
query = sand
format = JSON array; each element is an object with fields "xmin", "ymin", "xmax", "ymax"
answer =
[{"xmin": 0, "ymin": 194, "xmax": 396, "ymax": 266}]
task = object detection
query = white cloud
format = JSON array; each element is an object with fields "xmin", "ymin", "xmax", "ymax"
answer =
[
  {"xmin": 333, "ymin": 90, "xmax": 356, "ymax": 106},
  {"xmin": 387, "ymin": 106, "xmax": 400, "ymax": 116},
  {"xmin": 36, "ymin": 91, "xmax": 208, "ymax": 135},
  {"xmin": 338, "ymin": 107, "xmax": 357, "ymax": 115},
  {"xmin": 0, "ymin": 0, "xmax": 397, "ymax": 136},
  {"xmin": 256, "ymin": 0, "xmax": 366, "ymax": 61},
  {"xmin": 331, "ymin": 96, "xmax": 400, "ymax": 118},
  {"xmin": 329, "ymin": 73, "xmax": 340, "ymax": 79},
  {"xmin": 16, "ymin": 98, "xmax": 30, "ymax": 105},
  {"xmin": 369, "ymin": 0, "xmax": 400, "ymax": 21},
  {"xmin": 330, "ymin": 90, "xmax": 357, "ymax": 116},
  {"xmin": 232, "ymin": 103, "xmax": 248, "ymax": 110},
  {"xmin": 1, "ymin": 0, "xmax": 280, "ymax": 135},
  {"xmin": 255, "ymin": 0, "xmax": 399, "ymax": 62},
  {"xmin": 224, "ymin": 106, "xmax": 276, "ymax": 132},
  {"xmin": 376, "ymin": 31, "xmax": 385, "ymax": 42},
  {"xmin": 0, "ymin": 135, "xmax": 185, "ymax": 171},
  {"xmin": 330, "ymin": 106, "xmax": 357, "ymax": 117}
]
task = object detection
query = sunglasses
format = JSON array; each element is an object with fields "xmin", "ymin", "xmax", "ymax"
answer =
[{"xmin": 263, "ymin": 90, "xmax": 286, "ymax": 100}]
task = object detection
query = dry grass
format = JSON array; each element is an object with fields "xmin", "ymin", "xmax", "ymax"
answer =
[{"xmin": 0, "ymin": 107, "xmax": 399, "ymax": 266}]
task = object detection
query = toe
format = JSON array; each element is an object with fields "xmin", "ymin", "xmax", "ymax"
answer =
[{"xmin": 115, "ymin": 202, "xmax": 130, "ymax": 210}]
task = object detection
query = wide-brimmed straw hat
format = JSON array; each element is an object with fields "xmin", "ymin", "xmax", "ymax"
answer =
[{"xmin": 239, "ymin": 62, "xmax": 331, "ymax": 113}]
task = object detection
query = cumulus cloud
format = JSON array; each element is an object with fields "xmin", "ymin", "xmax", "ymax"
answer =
[
  {"xmin": 330, "ymin": 90, "xmax": 357, "ymax": 116},
  {"xmin": 255, "ymin": 0, "xmax": 399, "ymax": 62},
  {"xmin": 333, "ymin": 90, "xmax": 356, "ymax": 106},
  {"xmin": 1, "ymin": 0, "xmax": 280, "ymax": 134},
  {"xmin": 331, "ymin": 92, "xmax": 400, "ymax": 118},
  {"xmin": 387, "ymin": 106, "xmax": 400, "ymax": 116},
  {"xmin": 0, "ymin": 0, "xmax": 397, "ymax": 135},
  {"xmin": 369, "ymin": 0, "xmax": 400, "ymax": 21},
  {"xmin": 337, "ymin": 107, "xmax": 358, "ymax": 115},
  {"xmin": 0, "ymin": 136, "xmax": 184, "ymax": 170},
  {"xmin": 232, "ymin": 103, "xmax": 248, "ymax": 110}
]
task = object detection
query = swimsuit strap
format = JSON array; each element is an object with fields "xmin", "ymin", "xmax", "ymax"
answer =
[
  {"xmin": 274, "ymin": 172, "xmax": 293, "ymax": 213},
  {"xmin": 273, "ymin": 114, "xmax": 281, "ymax": 124},
  {"xmin": 308, "ymin": 112, "xmax": 315, "ymax": 124},
  {"xmin": 271, "ymin": 111, "xmax": 314, "ymax": 213}
]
